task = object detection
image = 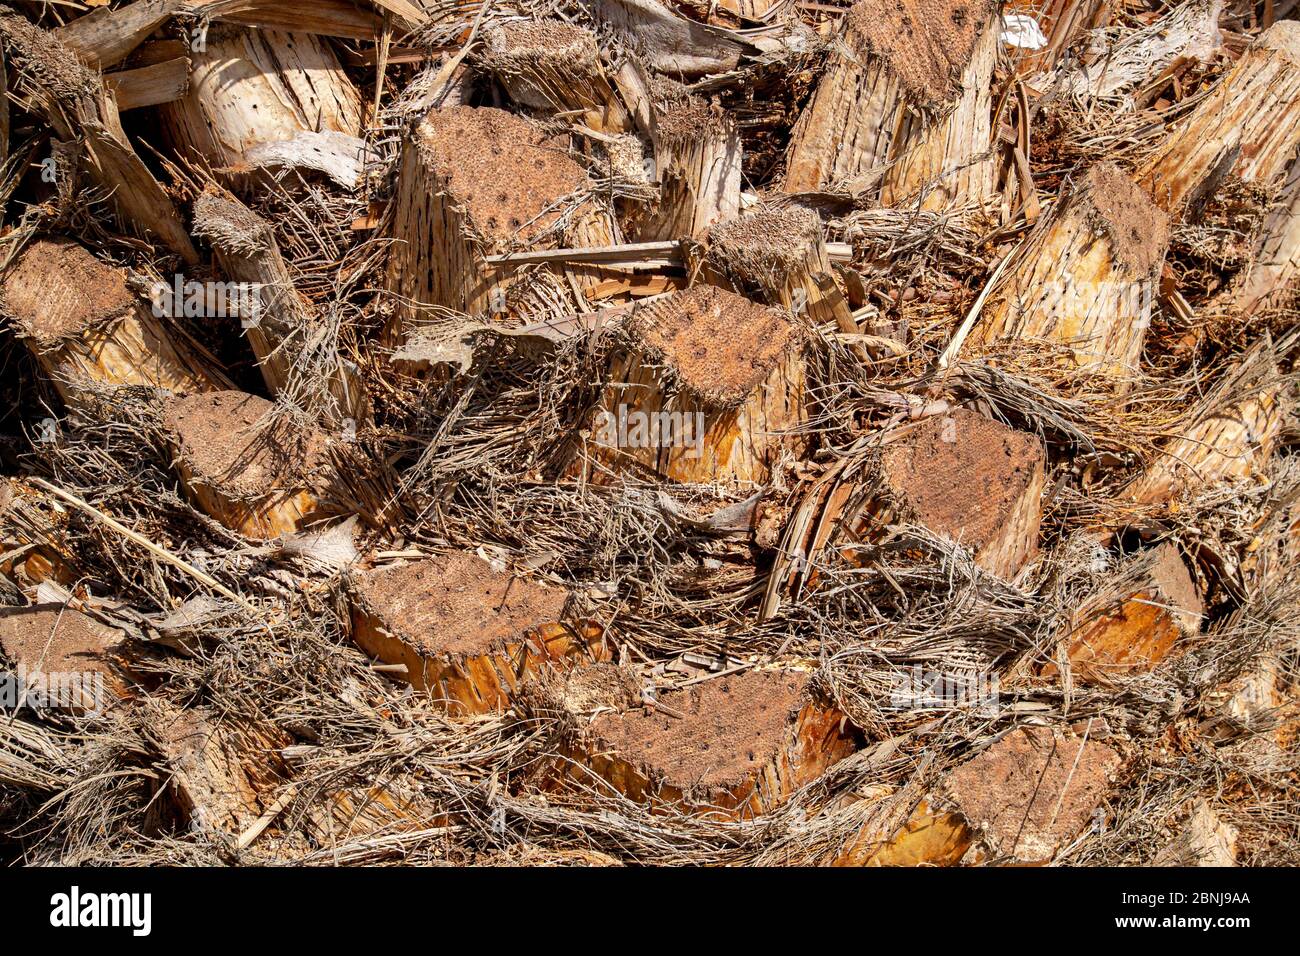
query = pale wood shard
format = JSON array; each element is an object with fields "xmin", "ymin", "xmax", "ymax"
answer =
[
  {"xmin": 477, "ymin": 21, "xmax": 633, "ymax": 135},
  {"xmin": 188, "ymin": 0, "xmax": 423, "ymax": 40},
  {"xmin": 104, "ymin": 56, "xmax": 190, "ymax": 111},
  {"xmin": 848, "ymin": 409, "xmax": 1046, "ymax": 579},
  {"xmin": 1153, "ymin": 799, "xmax": 1239, "ymax": 867},
  {"xmin": 1125, "ymin": 339, "xmax": 1284, "ymax": 506},
  {"xmin": 0, "ymin": 11, "xmax": 198, "ymax": 263},
  {"xmin": 193, "ymin": 190, "xmax": 371, "ymax": 426},
  {"xmin": 1050, "ymin": 0, "xmax": 1222, "ymax": 103},
  {"xmin": 385, "ymin": 105, "xmax": 616, "ymax": 341},
  {"xmin": 159, "ymin": 24, "xmax": 364, "ymax": 185},
  {"xmin": 161, "ymin": 390, "xmax": 336, "ymax": 540},
  {"xmin": 783, "ymin": 0, "xmax": 998, "ymax": 209},
  {"xmin": 939, "ymin": 726, "xmax": 1121, "ymax": 864},
  {"xmin": 348, "ymin": 553, "xmax": 607, "ymax": 715},
  {"xmin": 583, "ymin": 0, "xmax": 747, "ymax": 77},
  {"xmin": 1136, "ymin": 21, "xmax": 1300, "ymax": 216},
  {"xmin": 1053, "ymin": 542, "xmax": 1203, "ymax": 684},
  {"xmin": 564, "ymin": 667, "xmax": 858, "ymax": 819},
  {"xmin": 970, "ymin": 163, "xmax": 1170, "ymax": 378},
  {"xmin": 1005, "ymin": 0, "xmax": 1109, "ymax": 76},
  {"xmin": 571, "ymin": 285, "xmax": 807, "ymax": 486},
  {"xmin": 833, "ymin": 798, "xmax": 973, "ymax": 867},
  {"xmin": 55, "ymin": 0, "xmax": 180, "ymax": 70},
  {"xmin": 635, "ymin": 78, "xmax": 741, "ymax": 241},
  {"xmin": 146, "ymin": 700, "xmax": 287, "ymax": 839},
  {"xmin": 0, "ymin": 479, "xmax": 80, "ymax": 591},
  {"xmin": 0, "ymin": 237, "xmax": 224, "ymax": 403},
  {"xmin": 695, "ymin": 205, "xmax": 855, "ymax": 333},
  {"xmin": 1232, "ymin": 145, "xmax": 1300, "ymax": 318},
  {"xmin": 0, "ymin": 604, "xmax": 132, "ymax": 713}
]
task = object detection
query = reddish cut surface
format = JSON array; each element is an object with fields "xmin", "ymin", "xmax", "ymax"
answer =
[{"xmin": 352, "ymin": 553, "xmax": 568, "ymax": 660}]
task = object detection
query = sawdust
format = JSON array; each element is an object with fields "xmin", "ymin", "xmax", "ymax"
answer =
[{"xmin": 351, "ymin": 552, "xmax": 568, "ymax": 660}]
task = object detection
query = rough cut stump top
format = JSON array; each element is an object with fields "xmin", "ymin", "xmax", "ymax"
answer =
[
  {"xmin": 846, "ymin": 0, "xmax": 997, "ymax": 110},
  {"xmin": 162, "ymin": 391, "xmax": 328, "ymax": 499},
  {"xmin": 627, "ymin": 285, "xmax": 801, "ymax": 408},
  {"xmin": 588, "ymin": 668, "xmax": 819, "ymax": 793},
  {"xmin": 415, "ymin": 106, "xmax": 592, "ymax": 246},
  {"xmin": 941, "ymin": 725, "xmax": 1121, "ymax": 863},
  {"xmin": 0, "ymin": 237, "xmax": 135, "ymax": 346},
  {"xmin": 879, "ymin": 408, "xmax": 1045, "ymax": 559},
  {"xmin": 0, "ymin": 604, "xmax": 125, "ymax": 692},
  {"xmin": 351, "ymin": 553, "xmax": 569, "ymax": 661}
]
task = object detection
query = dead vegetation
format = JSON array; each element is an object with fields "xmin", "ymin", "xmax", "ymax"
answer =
[{"xmin": 0, "ymin": 0, "xmax": 1295, "ymax": 868}]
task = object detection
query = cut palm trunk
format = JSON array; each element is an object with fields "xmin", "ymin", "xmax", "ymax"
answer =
[
  {"xmin": 570, "ymin": 285, "xmax": 807, "ymax": 487},
  {"xmin": 967, "ymin": 162, "xmax": 1170, "ymax": 379},
  {"xmin": 159, "ymin": 24, "xmax": 364, "ymax": 188},
  {"xmin": 783, "ymin": 0, "xmax": 998, "ymax": 210},
  {"xmin": 193, "ymin": 190, "xmax": 370, "ymax": 426},
  {"xmin": 0, "ymin": 10, "xmax": 197, "ymax": 262},
  {"xmin": 0, "ymin": 604, "xmax": 132, "ymax": 714},
  {"xmin": 560, "ymin": 667, "xmax": 858, "ymax": 819},
  {"xmin": 0, "ymin": 237, "xmax": 224, "ymax": 403},
  {"xmin": 1136, "ymin": 21, "xmax": 1300, "ymax": 216},
  {"xmin": 834, "ymin": 797, "xmax": 973, "ymax": 867},
  {"xmin": 692, "ymin": 204, "xmax": 855, "ymax": 333},
  {"xmin": 926, "ymin": 726, "xmax": 1120, "ymax": 864},
  {"xmin": 161, "ymin": 390, "xmax": 337, "ymax": 540},
  {"xmin": 634, "ymin": 78, "xmax": 741, "ymax": 241},
  {"xmin": 1047, "ymin": 542, "xmax": 1202, "ymax": 685},
  {"xmin": 384, "ymin": 105, "xmax": 616, "ymax": 342},
  {"xmin": 476, "ymin": 20, "xmax": 632, "ymax": 135},
  {"xmin": 1124, "ymin": 337, "xmax": 1285, "ymax": 505},
  {"xmin": 348, "ymin": 552, "xmax": 607, "ymax": 716},
  {"xmin": 844, "ymin": 408, "xmax": 1047, "ymax": 580},
  {"xmin": 1230, "ymin": 145, "xmax": 1300, "ymax": 318}
]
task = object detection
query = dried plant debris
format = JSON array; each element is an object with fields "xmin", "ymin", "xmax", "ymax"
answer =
[{"xmin": 0, "ymin": 0, "xmax": 1294, "ymax": 869}]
